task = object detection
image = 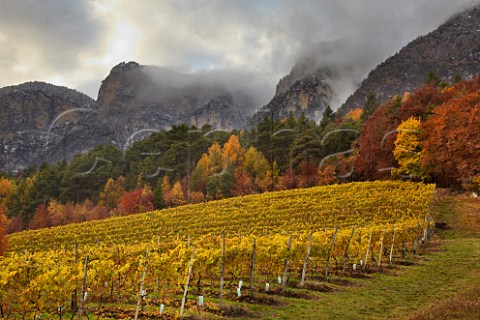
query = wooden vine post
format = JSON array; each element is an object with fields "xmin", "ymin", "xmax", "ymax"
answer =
[
  {"xmin": 363, "ymin": 229, "xmax": 373, "ymax": 271},
  {"xmin": 378, "ymin": 230, "xmax": 385, "ymax": 268},
  {"xmin": 78, "ymin": 255, "xmax": 89, "ymax": 320},
  {"xmin": 134, "ymin": 250, "xmax": 149, "ymax": 320},
  {"xmin": 343, "ymin": 227, "xmax": 355, "ymax": 272},
  {"xmin": 282, "ymin": 235, "xmax": 292, "ymax": 291},
  {"xmin": 250, "ymin": 239, "xmax": 257, "ymax": 297},
  {"xmin": 71, "ymin": 241, "xmax": 78, "ymax": 313},
  {"xmin": 180, "ymin": 246, "xmax": 196, "ymax": 318},
  {"xmin": 325, "ymin": 226, "xmax": 338, "ymax": 281},
  {"xmin": 413, "ymin": 222, "xmax": 419, "ymax": 254},
  {"xmin": 219, "ymin": 230, "xmax": 226, "ymax": 306},
  {"xmin": 300, "ymin": 233, "xmax": 313, "ymax": 286},
  {"xmin": 389, "ymin": 226, "xmax": 397, "ymax": 264}
]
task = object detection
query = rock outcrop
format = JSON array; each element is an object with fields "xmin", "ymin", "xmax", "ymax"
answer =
[
  {"xmin": 252, "ymin": 69, "xmax": 333, "ymax": 124},
  {"xmin": 0, "ymin": 82, "xmax": 109, "ymax": 171}
]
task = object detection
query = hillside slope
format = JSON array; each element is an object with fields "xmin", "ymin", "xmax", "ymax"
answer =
[
  {"xmin": 3, "ymin": 183, "xmax": 480, "ymax": 319},
  {"xmin": 340, "ymin": 4, "xmax": 480, "ymax": 112}
]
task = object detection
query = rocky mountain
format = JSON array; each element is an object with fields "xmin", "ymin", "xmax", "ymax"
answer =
[
  {"xmin": 252, "ymin": 63, "xmax": 333, "ymax": 124},
  {"xmin": 97, "ymin": 62, "xmax": 250, "ymax": 144},
  {"xmin": 340, "ymin": 4, "xmax": 480, "ymax": 113},
  {"xmin": 0, "ymin": 82, "xmax": 111, "ymax": 171},
  {"xmin": 4, "ymin": 4, "xmax": 480, "ymax": 172},
  {"xmin": 0, "ymin": 63, "xmax": 253, "ymax": 171}
]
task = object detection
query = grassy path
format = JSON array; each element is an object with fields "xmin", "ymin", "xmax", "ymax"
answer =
[{"xmin": 243, "ymin": 195, "xmax": 480, "ymax": 320}]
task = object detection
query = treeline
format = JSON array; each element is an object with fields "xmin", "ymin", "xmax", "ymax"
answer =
[
  {"xmin": 355, "ymin": 75, "xmax": 480, "ymax": 189},
  {"xmin": 0, "ymin": 106, "xmax": 361, "ymax": 233},
  {"xmin": 1, "ymin": 75, "xmax": 480, "ymax": 236}
]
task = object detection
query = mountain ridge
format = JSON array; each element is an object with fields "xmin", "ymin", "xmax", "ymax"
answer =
[{"xmin": 339, "ymin": 4, "xmax": 480, "ymax": 112}]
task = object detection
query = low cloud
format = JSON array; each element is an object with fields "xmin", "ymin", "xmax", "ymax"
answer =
[{"xmin": 0, "ymin": 0, "xmax": 477, "ymax": 107}]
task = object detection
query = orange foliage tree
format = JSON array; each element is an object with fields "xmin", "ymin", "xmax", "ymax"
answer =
[
  {"xmin": 422, "ymin": 78, "xmax": 480, "ymax": 186},
  {"xmin": 318, "ymin": 165, "xmax": 338, "ymax": 186},
  {"xmin": 297, "ymin": 161, "xmax": 318, "ymax": 188},
  {"xmin": 277, "ymin": 168, "xmax": 298, "ymax": 190},
  {"xmin": 29, "ymin": 204, "xmax": 50, "ymax": 230},
  {"xmin": 7, "ymin": 215, "xmax": 24, "ymax": 234},
  {"xmin": 355, "ymin": 83, "xmax": 455, "ymax": 180},
  {"xmin": 118, "ymin": 185, "xmax": 155, "ymax": 215},
  {"xmin": 222, "ymin": 135, "xmax": 244, "ymax": 167},
  {"xmin": 232, "ymin": 167, "xmax": 255, "ymax": 196},
  {"xmin": 0, "ymin": 177, "xmax": 16, "ymax": 213}
]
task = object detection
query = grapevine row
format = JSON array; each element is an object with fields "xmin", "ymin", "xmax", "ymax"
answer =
[
  {"xmin": 0, "ymin": 219, "xmax": 432, "ymax": 318},
  {"xmin": 7, "ymin": 181, "xmax": 435, "ymax": 252}
]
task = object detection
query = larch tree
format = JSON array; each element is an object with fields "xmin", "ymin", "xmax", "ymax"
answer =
[
  {"xmin": 222, "ymin": 135, "xmax": 244, "ymax": 167},
  {"xmin": 98, "ymin": 176, "xmax": 126, "ymax": 209}
]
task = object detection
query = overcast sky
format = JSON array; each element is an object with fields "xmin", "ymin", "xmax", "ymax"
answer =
[{"xmin": 0, "ymin": 0, "xmax": 477, "ymax": 108}]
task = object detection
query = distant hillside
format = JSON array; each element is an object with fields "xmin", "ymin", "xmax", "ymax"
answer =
[
  {"xmin": 340, "ymin": 4, "xmax": 480, "ymax": 112},
  {"xmin": 0, "ymin": 82, "xmax": 109, "ymax": 171}
]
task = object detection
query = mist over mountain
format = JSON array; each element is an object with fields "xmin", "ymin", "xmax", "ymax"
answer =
[
  {"xmin": 96, "ymin": 61, "xmax": 253, "ymax": 143},
  {"xmin": 339, "ymin": 4, "xmax": 480, "ymax": 112},
  {"xmin": 253, "ymin": 2, "xmax": 480, "ymax": 124},
  {"xmin": 0, "ymin": 62, "xmax": 258, "ymax": 171},
  {"xmin": 2, "ymin": 2, "xmax": 480, "ymax": 171}
]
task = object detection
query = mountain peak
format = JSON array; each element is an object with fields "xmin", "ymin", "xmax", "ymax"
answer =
[{"xmin": 339, "ymin": 4, "xmax": 480, "ymax": 113}]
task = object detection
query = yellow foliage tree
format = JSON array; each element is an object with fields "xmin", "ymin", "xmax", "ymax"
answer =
[
  {"xmin": 392, "ymin": 117, "xmax": 427, "ymax": 180},
  {"xmin": 222, "ymin": 135, "xmax": 244, "ymax": 167},
  {"xmin": 243, "ymin": 147, "xmax": 269, "ymax": 180},
  {"xmin": 206, "ymin": 142, "xmax": 223, "ymax": 175},
  {"xmin": 164, "ymin": 181, "xmax": 186, "ymax": 207},
  {"xmin": 99, "ymin": 176, "xmax": 126, "ymax": 209},
  {"xmin": 0, "ymin": 177, "xmax": 16, "ymax": 213},
  {"xmin": 47, "ymin": 199, "xmax": 66, "ymax": 226}
]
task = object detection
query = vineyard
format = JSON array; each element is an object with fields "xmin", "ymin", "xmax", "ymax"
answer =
[{"xmin": 1, "ymin": 181, "xmax": 435, "ymax": 319}]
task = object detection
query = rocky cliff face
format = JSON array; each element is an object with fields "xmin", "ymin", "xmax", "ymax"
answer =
[
  {"xmin": 0, "ymin": 63, "xmax": 253, "ymax": 171},
  {"xmin": 340, "ymin": 5, "xmax": 480, "ymax": 112},
  {"xmin": 96, "ymin": 62, "xmax": 249, "ymax": 144},
  {"xmin": 0, "ymin": 82, "xmax": 109, "ymax": 171},
  {"xmin": 252, "ymin": 68, "xmax": 333, "ymax": 124}
]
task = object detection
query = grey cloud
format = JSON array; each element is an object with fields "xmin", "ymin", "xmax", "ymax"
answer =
[
  {"xmin": 118, "ymin": 0, "xmax": 475, "ymax": 109},
  {"xmin": 0, "ymin": 0, "xmax": 100, "ymax": 69},
  {"xmin": 0, "ymin": 0, "xmax": 478, "ymax": 108},
  {"xmin": 140, "ymin": 66, "xmax": 271, "ymax": 114},
  {"xmin": 270, "ymin": 0, "xmax": 477, "ymax": 107}
]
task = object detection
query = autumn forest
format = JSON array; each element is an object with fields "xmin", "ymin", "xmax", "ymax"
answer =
[{"xmin": 1, "ymin": 75, "xmax": 479, "ymax": 252}]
